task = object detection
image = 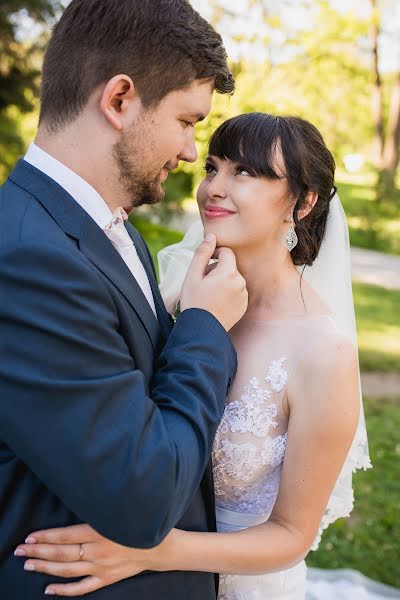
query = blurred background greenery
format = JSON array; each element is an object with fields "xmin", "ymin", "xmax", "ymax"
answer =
[{"xmin": 1, "ymin": 0, "xmax": 399, "ymax": 589}]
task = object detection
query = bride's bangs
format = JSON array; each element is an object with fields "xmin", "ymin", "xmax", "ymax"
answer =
[{"xmin": 208, "ymin": 113, "xmax": 287, "ymax": 180}]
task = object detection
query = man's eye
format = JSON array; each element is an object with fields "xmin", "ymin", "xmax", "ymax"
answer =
[{"xmin": 181, "ymin": 120, "xmax": 194, "ymax": 128}]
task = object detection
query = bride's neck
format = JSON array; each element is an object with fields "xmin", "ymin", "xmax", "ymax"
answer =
[{"xmin": 234, "ymin": 244, "xmax": 303, "ymax": 319}]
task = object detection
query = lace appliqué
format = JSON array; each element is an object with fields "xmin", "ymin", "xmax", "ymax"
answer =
[
  {"xmin": 219, "ymin": 574, "xmax": 264, "ymax": 600},
  {"xmin": 218, "ymin": 377, "xmax": 276, "ymax": 439},
  {"xmin": 265, "ymin": 357, "xmax": 288, "ymax": 392},
  {"xmin": 213, "ymin": 357, "xmax": 288, "ymax": 514}
]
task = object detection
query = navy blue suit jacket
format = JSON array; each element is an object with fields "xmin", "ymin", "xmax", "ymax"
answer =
[{"xmin": 0, "ymin": 160, "xmax": 237, "ymax": 599}]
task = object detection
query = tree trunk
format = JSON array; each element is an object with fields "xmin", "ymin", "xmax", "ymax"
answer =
[
  {"xmin": 370, "ymin": 0, "xmax": 384, "ymax": 167},
  {"xmin": 381, "ymin": 70, "xmax": 400, "ymax": 188}
]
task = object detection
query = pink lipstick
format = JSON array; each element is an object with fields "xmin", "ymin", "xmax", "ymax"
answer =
[{"xmin": 204, "ymin": 205, "xmax": 236, "ymax": 219}]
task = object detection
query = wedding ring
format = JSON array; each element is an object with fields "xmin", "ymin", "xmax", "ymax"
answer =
[{"xmin": 78, "ymin": 544, "xmax": 84, "ymax": 560}]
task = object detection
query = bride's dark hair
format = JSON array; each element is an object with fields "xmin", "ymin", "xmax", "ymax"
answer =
[{"xmin": 208, "ymin": 113, "xmax": 336, "ymax": 266}]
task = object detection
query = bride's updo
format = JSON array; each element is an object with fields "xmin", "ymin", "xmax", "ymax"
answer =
[{"xmin": 208, "ymin": 113, "xmax": 336, "ymax": 266}]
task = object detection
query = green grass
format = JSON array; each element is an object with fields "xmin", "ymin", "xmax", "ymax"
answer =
[
  {"xmin": 337, "ymin": 178, "xmax": 400, "ymax": 256},
  {"xmin": 353, "ymin": 282, "xmax": 400, "ymax": 373},
  {"xmin": 307, "ymin": 396, "xmax": 400, "ymax": 588}
]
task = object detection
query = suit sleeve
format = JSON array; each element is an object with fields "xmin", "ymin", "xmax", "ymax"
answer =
[{"xmin": 0, "ymin": 242, "xmax": 236, "ymax": 548}]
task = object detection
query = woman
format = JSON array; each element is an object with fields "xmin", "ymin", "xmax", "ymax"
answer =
[{"xmin": 16, "ymin": 114, "xmax": 378, "ymax": 599}]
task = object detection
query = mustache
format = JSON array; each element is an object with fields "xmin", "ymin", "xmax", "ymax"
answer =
[{"xmin": 163, "ymin": 161, "xmax": 179, "ymax": 171}]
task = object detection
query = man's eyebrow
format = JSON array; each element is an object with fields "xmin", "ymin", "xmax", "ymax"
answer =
[{"xmin": 186, "ymin": 113, "xmax": 206, "ymax": 123}]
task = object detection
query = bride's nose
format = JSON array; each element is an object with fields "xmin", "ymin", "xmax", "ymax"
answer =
[{"xmin": 206, "ymin": 172, "xmax": 228, "ymax": 200}]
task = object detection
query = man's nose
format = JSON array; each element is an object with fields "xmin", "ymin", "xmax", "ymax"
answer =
[{"xmin": 178, "ymin": 131, "xmax": 198, "ymax": 163}]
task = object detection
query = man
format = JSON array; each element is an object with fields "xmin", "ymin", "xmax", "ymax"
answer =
[{"xmin": 0, "ymin": 1, "xmax": 248, "ymax": 598}]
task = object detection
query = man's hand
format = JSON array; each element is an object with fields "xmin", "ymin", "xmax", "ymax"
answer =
[{"xmin": 180, "ymin": 233, "xmax": 248, "ymax": 331}]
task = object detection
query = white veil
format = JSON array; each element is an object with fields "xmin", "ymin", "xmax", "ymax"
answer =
[{"xmin": 158, "ymin": 192, "xmax": 372, "ymax": 548}]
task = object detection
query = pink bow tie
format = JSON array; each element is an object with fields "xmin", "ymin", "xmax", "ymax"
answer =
[
  {"xmin": 103, "ymin": 208, "xmax": 132, "ymax": 249},
  {"xmin": 102, "ymin": 207, "xmax": 157, "ymax": 316}
]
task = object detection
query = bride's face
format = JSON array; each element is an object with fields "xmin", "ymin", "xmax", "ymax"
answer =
[{"xmin": 197, "ymin": 152, "xmax": 294, "ymax": 252}]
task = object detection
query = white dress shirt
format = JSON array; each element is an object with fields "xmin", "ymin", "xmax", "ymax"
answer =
[{"xmin": 24, "ymin": 143, "xmax": 157, "ymax": 316}]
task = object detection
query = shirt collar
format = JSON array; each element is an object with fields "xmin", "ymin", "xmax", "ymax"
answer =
[{"xmin": 24, "ymin": 143, "xmax": 113, "ymax": 229}]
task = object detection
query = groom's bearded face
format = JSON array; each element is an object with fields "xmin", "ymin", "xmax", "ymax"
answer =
[
  {"xmin": 112, "ymin": 80, "xmax": 213, "ymax": 209},
  {"xmin": 112, "ymin": 117, "xmax": 167, "ymax": 208}
]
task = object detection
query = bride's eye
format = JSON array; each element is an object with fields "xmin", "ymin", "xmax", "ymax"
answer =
[
  {"xmin": 204, "ymin": 163, "xmax": 217, "ymax": 175},
  {"xmin": 235, "ymin": 165, "xmax": 252, "ymax": 176}
]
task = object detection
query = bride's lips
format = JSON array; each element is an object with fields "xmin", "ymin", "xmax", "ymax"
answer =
[{"xmin": 204, "ymin": 205, "xmax": 236, "ymax": 219}]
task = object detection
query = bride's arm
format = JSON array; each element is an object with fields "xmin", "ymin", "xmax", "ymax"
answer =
[
  {"xmin": 17, "ymin": 336, "xmax": 359, "ymax": 595},
  {"xmin": 153, "ymin": 335, "xmax": 360, "ymax": 575}
]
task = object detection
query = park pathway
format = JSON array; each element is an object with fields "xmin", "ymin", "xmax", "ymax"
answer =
[
  {"xmin": 351, "ymin": 248, "xmax": 399, "ymax": 397},
  {"xmin": 361, "ymin": 373, "xmax": 400, "ymax": 399},
  {"xmin": 351, "ymin": 247, "xmax": 400, "ymax": 291}
]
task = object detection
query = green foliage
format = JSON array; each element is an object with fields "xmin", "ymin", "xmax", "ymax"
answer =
[
  {"xmin": 338, "ymin": 177, "xmax": 400, "ymax": 255},
  {"xmin": 147, "ymin": 170, "xmax": 194, "ymax": 223},
  {"xmin": 307, "ymin": 396, "xmax": 400, "ymax": 588},
  {"xmin": 353, "ymin": 282, "xmax": 400, "ymax": 373},
  {"xmin": 167, "ymin": 1, "xmax": 376, "ymax": 215},
  {"xmin": 0, "ymin": 0, "xmax": 61, "ymax": 179},
  {"xmin": 129, "ymin": 214, "xmax": 183, "ymax": 276},
  {"xmin": 0, "ymin": 107, "xmax": 25, "ymax": 179}
]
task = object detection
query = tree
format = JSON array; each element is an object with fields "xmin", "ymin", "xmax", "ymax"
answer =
[
  {"xmin": 369, "ymin": 0, "xmax": 400, "ymax": 198},
  {"xmin": 190, "ymin": 0, "xmax": 372, "ymax": 173},
  {"xmin": 0, "ymin": 1, "xmax": 61, "ymax": 180}
]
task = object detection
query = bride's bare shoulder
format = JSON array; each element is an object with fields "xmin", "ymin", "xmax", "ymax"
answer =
[
  {"xmin": 303, "ymin": 331, "xmax": 357, "ymax": 378},
  {"xmin": 288, "ymin": 329, "xmax": 359, "ymax": 419}
]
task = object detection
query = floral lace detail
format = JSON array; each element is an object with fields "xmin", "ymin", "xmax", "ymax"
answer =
[
  {"xmin": 216, "ymin": 462, "xmax": 285, "ymax": 515},
  {"xmin": 212, "ymin": 357, "xmax": 288, "ymax": 514},
  {"xmin": 214, "ymin": 434, "xmax": 287, "ymax": 492},
  {"xmin": 218, "ymin": 377, "xmax": 276, "ymax": 439},
  {"xmin": 219, "ymin": 574, "xmax": 263, "ymax": 599},
  {"xmin": 265, "ymin": 357, "xmax": 288, "ymax": 392}
]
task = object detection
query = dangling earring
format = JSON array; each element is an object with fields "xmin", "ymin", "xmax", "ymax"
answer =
[{"xmin": 284, "ymin": 218, "xmax": 298, "ymax": 252}]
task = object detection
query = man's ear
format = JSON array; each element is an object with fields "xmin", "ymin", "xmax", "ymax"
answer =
[
  {"xmin": 297, "ymin": 191, "xmax": 318, "ymax": 221},
  {"xmin": 99, "ymin": 74, "xmax": 139, "ymax": 131}
]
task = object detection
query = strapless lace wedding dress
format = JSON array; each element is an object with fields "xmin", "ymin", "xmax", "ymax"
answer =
[{"xmin": 213, "ymin": 315, "xmax": 399, "ymax": 600}]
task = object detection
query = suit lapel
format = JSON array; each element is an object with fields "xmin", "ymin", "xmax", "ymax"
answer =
[
  {"xmin": 78, "ymin": 216, "xmax": 161, "ymax": 349},
  {"xmin": 125, "ymin": 222, "xmax": 173, "ymax": 340},
  {"xmin": 9, "ymin": 160, "xmax": 162, "ymax": 350}
]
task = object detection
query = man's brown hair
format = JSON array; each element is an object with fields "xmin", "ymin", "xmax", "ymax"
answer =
[{"xmin": 39, "ymin": 0, "xmax": 234, "ymax": 132}]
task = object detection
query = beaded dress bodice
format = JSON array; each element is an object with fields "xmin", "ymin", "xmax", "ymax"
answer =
[{"xmin": 212, "ymin": 314, "xmax": 338, "ymax": 521}]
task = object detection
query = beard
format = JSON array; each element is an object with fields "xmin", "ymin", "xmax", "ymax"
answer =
[{"xmin": 112, "ymin": 120, "xmax": 166, "ymax": 209}]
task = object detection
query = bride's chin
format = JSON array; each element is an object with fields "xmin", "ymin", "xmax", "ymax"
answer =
[
  {"xmin": 204, "ymin": 229, "xmax": 237, "ymax": 250},
  {"xmin": 203, "ymin": 221, "xmax": 234, "ymax": 239}
]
